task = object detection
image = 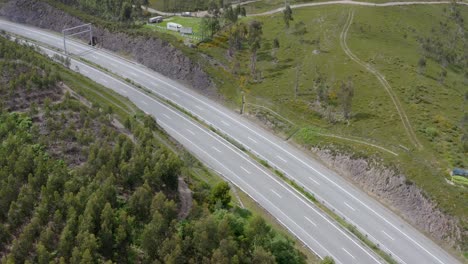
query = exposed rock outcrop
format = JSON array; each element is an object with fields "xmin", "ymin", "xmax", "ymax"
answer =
[{"xmin": 312, "ymin": 147, "xmax": 465, "ymax": 251}]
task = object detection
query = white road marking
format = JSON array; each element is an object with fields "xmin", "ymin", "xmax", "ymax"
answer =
[
  {"xmin": 186, "ymin": 129, "xmax": 195, "ymax": 135},
  {"xmin": 120, "ymin": 89, "xmax": 127, "ymax": 94},
  {"xmin": 344, "ymin": 202, "xmax": 356, "ymax": 211},
  {"xmin": 240, "ymin": 166, "xmax": 251, "ymax": 174},
  {"xmin": 382, "ymin": 230, "xmax": 395, "ymax": 241},
  {"xmin": 271, "ymin": 189, "xmax": 282, "ymax": 198},
  {"xmin": 212, "ymin": 146, "xmax": 222, "ymax": 153},
  {"xmin": 342, "ymin": 248, "xmax": 355, "ymax": 259},
  {"xmin": 171, "ymin": 92, "xmax": 180, "ymax": 98},
  {"xmin": 308, "ymin": 177, "xmax": 320, "ymax": 185},
  {"xmin": 195, "ymin": 105, "xmax": 204, "ymax": 110},
  {"xmin": 221, "ymin": 120, "xmax": 231, "ymax": 127},
  {"xmin": 130, "ymin": 72, "xmax": 137, "ymax": 77},
  {"xmin": 100, "ymin": 78, "xmax": 108, "ymax": 84},
  {"xmin": 91, "ymin": 55, "xmax": 98, "ymax": 59},
  {"xmin": 81, "ymin": 69, "xmax": 89, "ymax": 74},
  {"xmin": 247, "ymin": 136, "xmax": 258, "ymax": 144},
  {"xmin": 304, "ymin": 216, "xmax": 317, "ymax": 227},
  {"xmin": 276, "ymin": 155, "xmax": 288, "ymax": 163},
  {"xmin": 162, "ymin": 114, "xmax": 171, "ymax": 120},
  {"xmin": 141, "ymin": 100, "xmax": 148, "ymax": 105}
]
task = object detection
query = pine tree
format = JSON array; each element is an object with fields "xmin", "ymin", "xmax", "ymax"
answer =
[{"xmin": 99, "ymin": 203, "xmax": 114, "ymax": 258}]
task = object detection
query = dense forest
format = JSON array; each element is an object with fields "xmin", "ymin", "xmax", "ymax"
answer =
[{"xmin": 0, "ymin": 36, "xmax": 307, "ymax": 263}]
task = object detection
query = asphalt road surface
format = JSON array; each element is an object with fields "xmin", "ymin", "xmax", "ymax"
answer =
[{"xmin": 0, "ymin": 19, "xmax": 460, "ymax": 264}]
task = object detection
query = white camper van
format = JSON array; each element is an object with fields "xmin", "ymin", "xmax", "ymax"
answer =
[{"xmin": 167, "ymin": 22, "xmax": 182, "ymax": 32}]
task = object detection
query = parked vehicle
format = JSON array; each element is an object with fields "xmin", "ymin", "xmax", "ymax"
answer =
[
  {"xmin": 167, "ymin": 22, "xmax": 182, "ymax": 32},
  {"xmin": 181, "ymin": 12, "xmax": 192, "ymax": 17},
  {"xmin": 148, "ymin": 16, "xmax": 163, "ymax": 23}
]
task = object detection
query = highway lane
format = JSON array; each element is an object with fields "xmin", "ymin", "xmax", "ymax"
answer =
[
  {"xmin": 1, "ymin": 19, "xmax": 460, "ymax": 264},
  {"xmin": 33, "ymin": 45, "xmax": 382, "ymax": 264}
]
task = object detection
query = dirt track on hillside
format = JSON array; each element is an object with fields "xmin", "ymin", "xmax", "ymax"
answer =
[{"xmin": 339, "ymin": 10, "xmax": 422, "ymax": 149}]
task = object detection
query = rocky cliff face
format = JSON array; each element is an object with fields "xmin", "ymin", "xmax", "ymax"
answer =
[
  {"xmin": 0, "ymin": 0, "xmax": 216, "ymax": 97},
  {"xmin": 312, "ymin": 147, "xmax": 465, "ymax": 251}
]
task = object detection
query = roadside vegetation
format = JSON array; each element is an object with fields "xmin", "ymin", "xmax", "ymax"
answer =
[{"xmin": 0, "ymin": 36, "xmax": 310, "ymax": 263}]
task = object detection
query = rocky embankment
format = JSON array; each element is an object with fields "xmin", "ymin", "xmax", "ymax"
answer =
[
  {"xmin": 312, "ymin": 147, "xmax": 465, "ymax": 251},
  {"xmin": 0, "ymin": 0, "xmax": 216, "ymax": 96}
]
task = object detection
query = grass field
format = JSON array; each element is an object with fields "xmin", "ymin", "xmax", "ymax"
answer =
[{"xmin": 197, "ymin": 3, "xmax": 468, "ymax": 253}]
